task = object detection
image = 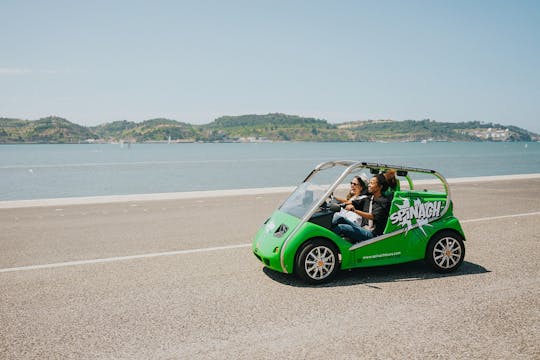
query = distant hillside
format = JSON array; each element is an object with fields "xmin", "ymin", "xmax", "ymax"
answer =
[
  {"xmin": 0, "ymin": 114, "xmax": 537, "ymax": 143},
  {"xmin": 338, "ymin": 119, "xmax": 534, "ymax": 142},
  {"xmin": 91, "ymin": 118, "xmax": 196, "ymax": 142},
  {"xmin": 0, "ymin": 116, "xmax": 96, "ymax": 143},
  {"xmin": 201, "ymin": 113, "xmax": 345, "ymax": 141},
  {"xmin": 338, "ymin": 119, "xmax": 476, "ymax": 141},
  {"xmin": 209, "ymin": 113, "xmax": 332, "ymax": 128}
]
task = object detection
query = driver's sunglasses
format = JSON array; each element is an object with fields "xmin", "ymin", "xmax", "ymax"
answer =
[{"xmin": 350, "ymin": 182, "xmax": 360, "ymax": 186}]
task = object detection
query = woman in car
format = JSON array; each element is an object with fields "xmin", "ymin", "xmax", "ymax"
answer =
[
  {"xmin": 332, "ymin": 174, "xmax": 369, "ymax": 226},
  {"xmin": 332, "ymin": 174, "xmax": 391, "ymax": 243},
  {"xmin": 334, "ymin": 174, "xmax": 368, "ymax": 204}
]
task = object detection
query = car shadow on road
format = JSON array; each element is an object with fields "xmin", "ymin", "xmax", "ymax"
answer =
[{"xmin": 262, "ymin": 260, "xmax": 490, "ymax": 288}]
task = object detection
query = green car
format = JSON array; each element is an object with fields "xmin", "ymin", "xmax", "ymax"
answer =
[{"xmin": 252, "ymin": 161, "xmax": 466, "ymax": 284}]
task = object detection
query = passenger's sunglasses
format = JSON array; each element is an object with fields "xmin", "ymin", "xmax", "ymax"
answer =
[{"xmin": 350, "ymin": 182, "xmax": 360, "ymax": 186}]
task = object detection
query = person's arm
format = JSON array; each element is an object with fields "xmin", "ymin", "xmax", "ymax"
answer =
[
  {"xmin": 345, "ymin": 198, "xmax": 373, "ymax": 220},
  {"xmin": 350, "ymin": 199, "xmax": 388, "ymax": 221},
  {"xmin": 345, "ymin": 204, "xmax": 374, "ymax": 220},
  {"xmin": 334, "ymin": 196, "xmax": 348, "ymax": 204}
]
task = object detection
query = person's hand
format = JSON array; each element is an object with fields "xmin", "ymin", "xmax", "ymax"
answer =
[{"xmin": 345, "ymin": 204, "xmax": 355, "ymax": 211}]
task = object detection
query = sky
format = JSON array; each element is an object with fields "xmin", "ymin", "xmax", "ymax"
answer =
[{"xmin": 1, "ymin": 0, "xmax": 539, "ymax": 133}]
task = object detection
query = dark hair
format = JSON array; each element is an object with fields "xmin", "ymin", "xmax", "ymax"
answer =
[
  {"xmin": 354, "ymin": 175, "xmax": 366, "ymax": 191},
  {"xmin": 346, "ymin": 175, "xmax": 367, "ymax": 200},
  {"xmin": 375, "ymin": 173, "xmax": 389, "ymax": 193},
  {"xmin": 383, "ymin": 169, "xmax": 397, "ymax": 189}
]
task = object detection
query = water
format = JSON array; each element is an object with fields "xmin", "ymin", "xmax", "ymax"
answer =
[{"xmin": 1, "ymin": 142, "xmax": 539, "ymax": 201}]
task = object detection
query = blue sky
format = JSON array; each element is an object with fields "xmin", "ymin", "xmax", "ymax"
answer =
[{"xmin": 1, "ymin": 0, "xmax": 539, "ymax": 132}]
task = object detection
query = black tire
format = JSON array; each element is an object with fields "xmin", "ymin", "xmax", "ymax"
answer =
[
  {"xmin": 426, "ymin": 230, "xmax": 465, "ymax": 273},
  {"xmin": 295, "ymin": 238, "xmax": 340, "ymax": 284}
]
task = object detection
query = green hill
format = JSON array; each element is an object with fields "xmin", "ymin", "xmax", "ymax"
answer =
[
  {"xmin": 200, "ymin": 113, "xmax": 344, "ymax": 141},
  {"xmin": 338, "ymin": 119, "xmax": 534, "ymax": 142},
  {"xmin": 209, "ymin": 113, "xmax": 332, "ymax": 128},
  {"xmin": 0, "ymin": 114, "xmax": 537, "ymax": 143},
  {"xmin": 91, "ymin": 118, "xmax": 196, "ymax": 142},
  {"xmin": 0, "ymin": 116, "xmax": 96, "ymax": 143}
]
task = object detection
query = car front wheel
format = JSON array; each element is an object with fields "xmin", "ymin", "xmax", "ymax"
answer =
[
  {"xmin": 295, "ymin": 238, "xmax": 339, "ymax": 284},
  {"xmin": 426, "ymin": 231, "xmax": 465, "ymax": 273}
]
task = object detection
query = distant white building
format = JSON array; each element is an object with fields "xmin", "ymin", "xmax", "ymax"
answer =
[{"xmin": 468, "ymin": 128, "xmax": 510, "ymax": 141}]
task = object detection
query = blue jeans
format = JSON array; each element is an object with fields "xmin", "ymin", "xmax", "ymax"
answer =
[{"xmin": 332, "ymin": 216, "xmax": 374, "ymax": 243}]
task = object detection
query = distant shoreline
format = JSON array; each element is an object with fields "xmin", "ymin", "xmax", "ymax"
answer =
[
  {"xmin": 1, "ymin": 139, "xmax": 538, "ymax": 145},
  {"xmin": 2, "ymin": 115, "xmax": 538, "ymax": 143}
]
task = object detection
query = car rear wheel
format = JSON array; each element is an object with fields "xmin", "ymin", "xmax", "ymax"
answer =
[
  {"xmin": 295, "ymin": 239, "xmax": 339, "ymax": 284},
  {"xmin": 426, "ymin": 231, "xmax": 465, "ymax": 273}
]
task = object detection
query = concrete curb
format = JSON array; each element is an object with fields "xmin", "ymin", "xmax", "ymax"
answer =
[{"xmin": 1, "ymin": 173, "xmax": 539, "ymax": 209}]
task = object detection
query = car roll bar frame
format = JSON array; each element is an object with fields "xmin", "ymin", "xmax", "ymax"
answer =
[{"xmin": 279, "ymin": 160, "xmax": 452, "ymax": 273}]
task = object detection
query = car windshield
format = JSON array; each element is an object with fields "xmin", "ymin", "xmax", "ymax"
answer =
[
  {"xmin": 279, "ymin": 165, "xmax": 345, "ymax": 218},
  {"xmin": 279, "ymin": 182, "xmax": 329, "ymax": 218}
]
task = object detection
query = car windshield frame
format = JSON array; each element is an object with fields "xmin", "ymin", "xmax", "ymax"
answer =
[{"xmin": 279, "ymin": 161, "xmax": 357, "ymax": 219}]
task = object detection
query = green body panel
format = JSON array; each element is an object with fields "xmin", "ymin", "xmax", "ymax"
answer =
[
  {"xmin": 279, "ymin": 220, "xmax": 353, "ymax": 274},
  {"xmin": 252, "ymin": 192, "xmax": 465, "ymax": 275},
  {"xmin": 350, "ymin": 215, "xmax": 464, "ymax": 268},
  {"xmin": 384, "ymin": 191, "xmax": 447, "ymax": 233},
  {"xmin": 252, "ymin": 210, "xmax": 300, "ymax": 272},
  {"xmin": 252, "ymin": 210, "xmax": 353, "ymax": 273}
]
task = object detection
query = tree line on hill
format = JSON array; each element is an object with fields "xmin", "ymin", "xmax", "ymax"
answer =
[{"xmin": 0, "ymin": 114, "xmax": 536, "ymax": 143}]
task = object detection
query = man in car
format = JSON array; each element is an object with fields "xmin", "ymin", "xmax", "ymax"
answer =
[{"xmin": 332, "ymin": 173, "xmax": 391, "ymax": 243}]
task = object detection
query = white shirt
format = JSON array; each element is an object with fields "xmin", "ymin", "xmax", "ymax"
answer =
[{"xmin": 338, "ymin": 194, "xmax": 367, "ymax": 225}]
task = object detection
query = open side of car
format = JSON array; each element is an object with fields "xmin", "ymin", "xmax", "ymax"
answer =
[{"xmin": 252, "ymin": 161, "xmax": 466, "ymax": 284}]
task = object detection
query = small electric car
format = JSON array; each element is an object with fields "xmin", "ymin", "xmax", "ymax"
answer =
[{"xmin": 252, "ymin": 161, "xmax": 466, "ymax": 284}]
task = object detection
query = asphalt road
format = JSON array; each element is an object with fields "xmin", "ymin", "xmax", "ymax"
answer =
[{"xmin": 1, "ymin": 177, "xmax": 539, "ymax": 359}]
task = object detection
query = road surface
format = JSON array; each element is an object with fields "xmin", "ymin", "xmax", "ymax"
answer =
[{"xmin": 1, "ymin": 176, "xmax": 539, "ymax": 359}]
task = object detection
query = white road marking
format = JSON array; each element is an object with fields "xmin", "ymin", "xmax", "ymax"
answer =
[
  {"xmin": 461, "ymin": 211, "xmax": 540, "ymax": 224},
  {"xmin": 0, "ymin": 244, "xmax": 251, "ymax": 273},
  {"xmin": 0, "ymin": 211, "xmax": 539, "ymax": 274}
]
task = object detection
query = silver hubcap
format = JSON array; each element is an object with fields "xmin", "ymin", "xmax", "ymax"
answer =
[
  {"xmin": 433, "ymin": 237, "xmax": 462, "ymax": 269},
  {"xmin": 305, "ymin": 246, "xmax": 335, "ymax": 280}
]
